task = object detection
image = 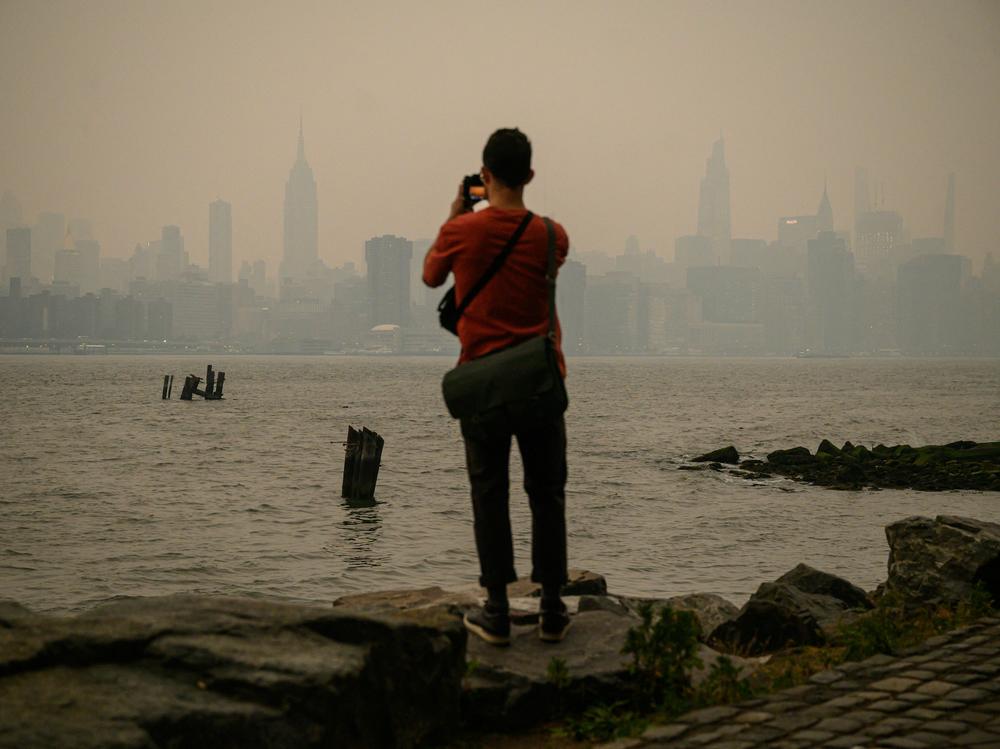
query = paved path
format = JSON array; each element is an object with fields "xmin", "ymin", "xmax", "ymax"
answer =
[{"xmin": 607, "ymin": 616, "xmax": 1000, "ymax": 749}]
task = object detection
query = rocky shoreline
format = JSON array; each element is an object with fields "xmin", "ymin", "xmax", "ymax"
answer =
[
  {"xmin": 688, "ymin": 440, "xmax": 1000, "ymax": 491},
  {"xmin": 2, "ymin": 515, "xmax": 999, "ymax": 748}
]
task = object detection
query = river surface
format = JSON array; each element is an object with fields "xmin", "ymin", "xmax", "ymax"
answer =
[{"xmin": 2, "ymin": 355, "xmax": 998, "ymax": 614}]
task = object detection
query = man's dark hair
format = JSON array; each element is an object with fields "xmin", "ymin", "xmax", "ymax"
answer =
[{"xmin": 483, "ymin": 128, "xmax": 532, "ymax": 187}]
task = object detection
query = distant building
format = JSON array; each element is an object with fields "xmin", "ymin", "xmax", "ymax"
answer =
[
  {"xmin": 805, "ymin": 231, "xmax": 856, "ymax": 354},
  {"xmin": 584, "ymin": 271, "xmax": 640, "ymax": 353},
  {"xmin": 557, "ymin": 259, "xmax": 586, "ymax": 354},
  {"xmin": 365, "ymin": 234, "xmax": 412, "ymax": 327},
  {"xmin": 32, "ymin": 212, "xmax": 65, "ymax": 283},
  {"xmin": 943, "ymin": 172, "xmax": 956, "ymax": 253},
  {"xmin": 685, "ymin": 266, "xmax": 759, "ymax": 324},
  {"xmin": 777, "ymin": 215, "xmax": 818, "ymax": 253},
  {"xmin": 4, "ymin": 227, "xmax": 31, "ymax": 284},
  {"xmin": 281, "ymin": 119, "xmax": 318, "ymax": 281},
  {"xmin": 897, "ymin": 254, "xmax": 970, "ymax": 354},
  {"xmin": 674, "ymin": 234, "xmax": 714, "ymax": 268},
  {"xmin": 696, "ymin": 137, "xmax": 731, "ymax": 264},
  {"xmin": 855, "ymin": 210, "xmax": 904, "ymax": 278},
  {"xmin": 155, "ymin": 225, "xmax": 184, "ymax": 281},
  {"xmin": 209, "ymin": 199, "xmax": 232, "ymax": 284},
  {"xmin": 75, "ymin": 239, "xmax": 100, "ymax": 294}
]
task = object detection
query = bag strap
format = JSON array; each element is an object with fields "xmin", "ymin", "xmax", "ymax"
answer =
[
  {"xmin": 543, "ymin": 217, "xmax": 557, "ymax": 340},
  {"xmin": 454, "ymin": 211, "xmax": 534, "ymax": 321}
]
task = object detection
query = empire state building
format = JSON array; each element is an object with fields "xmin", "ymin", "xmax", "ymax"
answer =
[{"xmin": 281, "ymin": 119, "xmax": 318, "ymax": 280}]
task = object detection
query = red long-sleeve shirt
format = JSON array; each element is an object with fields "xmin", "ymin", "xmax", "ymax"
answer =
[{"xmin": 424, "ymin": 207, "xmax": 569, "ymax": 376}]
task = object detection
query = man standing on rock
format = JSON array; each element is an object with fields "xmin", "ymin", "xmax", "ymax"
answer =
[{"xmin": 422, "ymin": 128, "xmax": 572, "ymax": 646}]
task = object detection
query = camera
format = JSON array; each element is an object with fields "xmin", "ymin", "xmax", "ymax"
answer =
[{"xmin": 462, "ymin": 174, "xmax": 487, "ymax": 210}]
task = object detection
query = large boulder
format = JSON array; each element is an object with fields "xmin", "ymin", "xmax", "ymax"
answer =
[
  {"xmin": 594, "ymin": 593, "xmax": 740, "ymax": 641},
  {"xmin": 693, "ymin": 446, "xmax": 740, "ymax": 464},
  {"xmin": 709, "ymin": 564, "xmax": 871, "ymax": 655},
  {"xmin": 0, "ymin": 594, "xmax": 466, "ymax": 749},
  {"xmin": 884, "ymin": 515, "xmax": 1000, "ymax": 607},
  {"xmin": 463, "ymin": 609, "xmax": 758, "ymax": 729}
]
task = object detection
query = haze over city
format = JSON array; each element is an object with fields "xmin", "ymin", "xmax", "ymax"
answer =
[{"xmin": 2, "ymin": 0, "xmax": 998, "ymax": 271}]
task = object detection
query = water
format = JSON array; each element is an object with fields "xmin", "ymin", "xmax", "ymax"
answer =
[{"xmin": 2, "ymin": 355, "xmax": 998, "ymax": 614}]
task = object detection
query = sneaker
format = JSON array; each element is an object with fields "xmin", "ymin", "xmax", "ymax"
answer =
[
  {"xmin": 539, "ymin": 599, "xmax": 571, "ymax": 643},
  {"xmin": 464, "ymin": 602, "xmax": 511, "ymax": 646}
]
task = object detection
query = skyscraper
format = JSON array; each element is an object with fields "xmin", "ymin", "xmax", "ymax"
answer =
[
  {"xmin": 943, "ymin": 172, "xmax": 955, "ymax": 253},
  {"xmin": 281, "ymin": 118, "xmax": 318, "ymax": 281},
  {"xmin": 697, "ymin": 137, "xmax": 731, "ymax": 264},
  {"xmin": 209, "ymin": 199, "xmax": 232, "ymax": 284},
  {"xmin": 365, "ymin": 234, "xmax": 412, "ymax": 327},
  {"xmin": 4, "ymin": 227, "xmax": 31, "ymax": 283},
  {"xmin": 816, "ymin": 182, "xmax": 833, "ymax": 233},
  {"xmin": 155, "ymin": 225, "xmax": 184, "ymax": 280}
]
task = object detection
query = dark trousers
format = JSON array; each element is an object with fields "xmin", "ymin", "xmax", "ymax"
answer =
[{"xmin": 461, "ymin": 413, "xmax": 568, "ymax": 589}]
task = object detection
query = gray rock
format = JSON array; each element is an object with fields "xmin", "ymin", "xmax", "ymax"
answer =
[
  {"xmin": 0, "ymin": 594, "xmax": 466, "ymax": 749},
  {"xmin": 463, "ymin": 610, "xmax": 758, "ymax": 729},
  {"xmin": 710, "ymin": 565, "xmax": 871, "ymax": 655},
  {"xmin": 693, "ymin": 446, "xmax": 740, "ymax": 464},
  {"xmin": 884, "ymin": 515, "xmax": 1000, "ymax": 607},
  {"xmin": 613, "ymin": 593, "xmax": 740, "ymax": 641}
]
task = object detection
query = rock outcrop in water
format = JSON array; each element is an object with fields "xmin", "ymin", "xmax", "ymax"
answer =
[
  {"xmin": 0, "ymin": 595, "xmax": 465, "ymax": 749},
  {"xmin": 687, "ymin": 440, "xmax": 1000, "ymax": 491}
]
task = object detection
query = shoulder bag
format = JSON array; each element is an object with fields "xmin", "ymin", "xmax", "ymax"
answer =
[{"xmin": 441, "ymin": 217, "xmax": 568, "ymax": 422}]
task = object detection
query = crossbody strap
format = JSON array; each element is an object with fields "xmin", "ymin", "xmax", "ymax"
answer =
[
  {"xmin": 543, "ymin": 217, "xmax": 557, "ymax": 340},
  {"xmin": 454, "ymin": 211, "xmax": 534, "ymax": 321}
]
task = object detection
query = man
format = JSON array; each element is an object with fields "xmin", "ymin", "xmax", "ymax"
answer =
[{"xmin": 423, "ymin": 128, "xmax": 571, "ymax": 646}]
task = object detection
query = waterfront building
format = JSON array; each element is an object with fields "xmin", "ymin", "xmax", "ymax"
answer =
[
  {"xmin": 281, "ymin": 119, "xmax": 318, "ymax": 281},
  {"xmin": 155, "ymin": 225, "xmax": 185, "ymax": 281},
  {"xmin": 674, "ymin": 234, "xmax": 714, "ymax": 268},
  {"xmin": 75, "ymin": 239, "xmax": 101, "ymax": 294},
  {"xmin": 209, "ymin": 199, "xmax": 232, "ymax": 284},
  {"xmin": 556, "ymin": 259, "xmax": 586, "ymax": 354}
]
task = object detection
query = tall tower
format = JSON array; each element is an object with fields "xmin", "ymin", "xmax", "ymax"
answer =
[
  {"xmin": 816, "ymin": 180, "xmax": 833, "ymax": 233},
  {"xmin": 696, "ymin": 137, "xmax": 731, "ymax": 264},
  {"xmin": 943, "ymin": 172, "xmax": 955, "ymax": 253},
  {"xmin": 209, "ymin": 199, "xmax": 232, "ymax": 284},
  {"xmin": 281, "ymin": 118, "xmax": 318, "ymax": 281}
]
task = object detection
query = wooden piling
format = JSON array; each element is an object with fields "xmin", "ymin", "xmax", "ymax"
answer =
[
  {"xmin": 214, "ymin": 371, "xmax": 225, "ymax": 399},
  {"xmin": 205, "ymin": 365, "xmax": 215, "ymax": 400},
  {"xmin": 179, "ymin": 375, "xmax": 195, "ymax": 400},
  {"xmin": 167, "ymin": 375, "xmax": 174, "ymax": 399},
  {"xmin": 162, "ymin": 375, "xmax": 170, "ymax": 400},
  {"xmin": 342, "ymin": 426, "xmax": 384, "ymax": 502}
]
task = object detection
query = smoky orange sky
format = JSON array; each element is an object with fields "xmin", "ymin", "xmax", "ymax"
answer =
[{"xmin": 1, "ymin": 0, "xmax": 998, "ymax": 272}]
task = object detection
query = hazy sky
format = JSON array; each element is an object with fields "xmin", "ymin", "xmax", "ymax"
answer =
[{"xmin": 2, "ymin": 0, "xmax": 998, "ymax": 272}]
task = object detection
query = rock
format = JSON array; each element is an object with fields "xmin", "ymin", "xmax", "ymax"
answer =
[
  {"xmin": 884, "ymin": 515, "xmax": 1000, "ymax": 607},
  {"xmin": 463, "ymin": 610, "xmax": 758, "ymax": 729},
  {"xmin": 507, "ymin": 568, "xmax": 607, "ymax": 598},
  {"xmin": 333, "ymin": 585, "xmax": 480, "ymax": 616},
  {"xmin": 614, "ymin": 593, "xmax": 740, "ymax": 641},
  {"xmin": 577, "ymin": 594, "xmax": 631, "ymax": 617},
  {"xmin": 816, "ymin": 439, "xmax": 841, "ymax": 456},
  {"xmin": 766, "ymin": 446, "xmax": 815, "ymax": 465},
  {"xmin": 775, "ymin": 563, "xmax": 873, "ymax": 611},
  {"xmin": 0, "ymin": 594, "xmax": 466, "ymax": 749},
  {"xmin": 693, "ymin": 446, "xmax": 740, "ymax": 464},
  {"xmin": 709, "ymin": 565, "xmax": 871, "ymax": 655}
]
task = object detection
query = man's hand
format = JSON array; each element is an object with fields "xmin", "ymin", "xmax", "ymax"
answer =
[{"xmin": 447, "ymin": 182, "xmax": 470, "ymax": 222}]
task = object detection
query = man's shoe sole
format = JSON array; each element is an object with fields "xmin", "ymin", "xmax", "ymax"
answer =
[
  {"xmin": 463, "ymin": 613, "xmax": 511, "ymax": 646},
  {"xmin": 539, "ymin": 618, "xmax": 572, "ymax": 643}
]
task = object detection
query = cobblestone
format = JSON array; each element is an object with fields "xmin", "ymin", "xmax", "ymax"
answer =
[{"xmin": 608, "ymin": 617, "xmax": 1000, "ymax": 749}]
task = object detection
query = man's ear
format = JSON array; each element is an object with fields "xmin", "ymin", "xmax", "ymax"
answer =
[
  {"xmin": 481, "ymin": 167, "xmax": 493, "ymax": 185},
  {"xmin": 522, "ymin": 169, "xmax": 535, "ymax": 186}
]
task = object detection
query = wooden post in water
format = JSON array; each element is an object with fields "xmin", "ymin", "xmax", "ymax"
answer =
[
  {"xmin": 162, "ymin": 375, "xmax": 171, "ymax": 399},
  {"xmin": 205, "ymin": 365, "xmax": 215, "ymax": 400},
  {"xmin": 214, "ymin": 371, "xmax": 225, "ymax": 399},
  {"xmin": 341, "ymin": 426, "xmax": 384, "ymax": 502},
  {"xmin": 342, "ymin": 426, "xmax": 361, "ymax": 499},
  {"xmin": 167, "ymin": 375, "xmax": 174, "ymax": 399}
]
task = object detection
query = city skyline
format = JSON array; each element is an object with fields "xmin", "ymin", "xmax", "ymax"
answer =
[{"xmin": 0, "ymin": 1, "xmax": 997, "ymax": 273}]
